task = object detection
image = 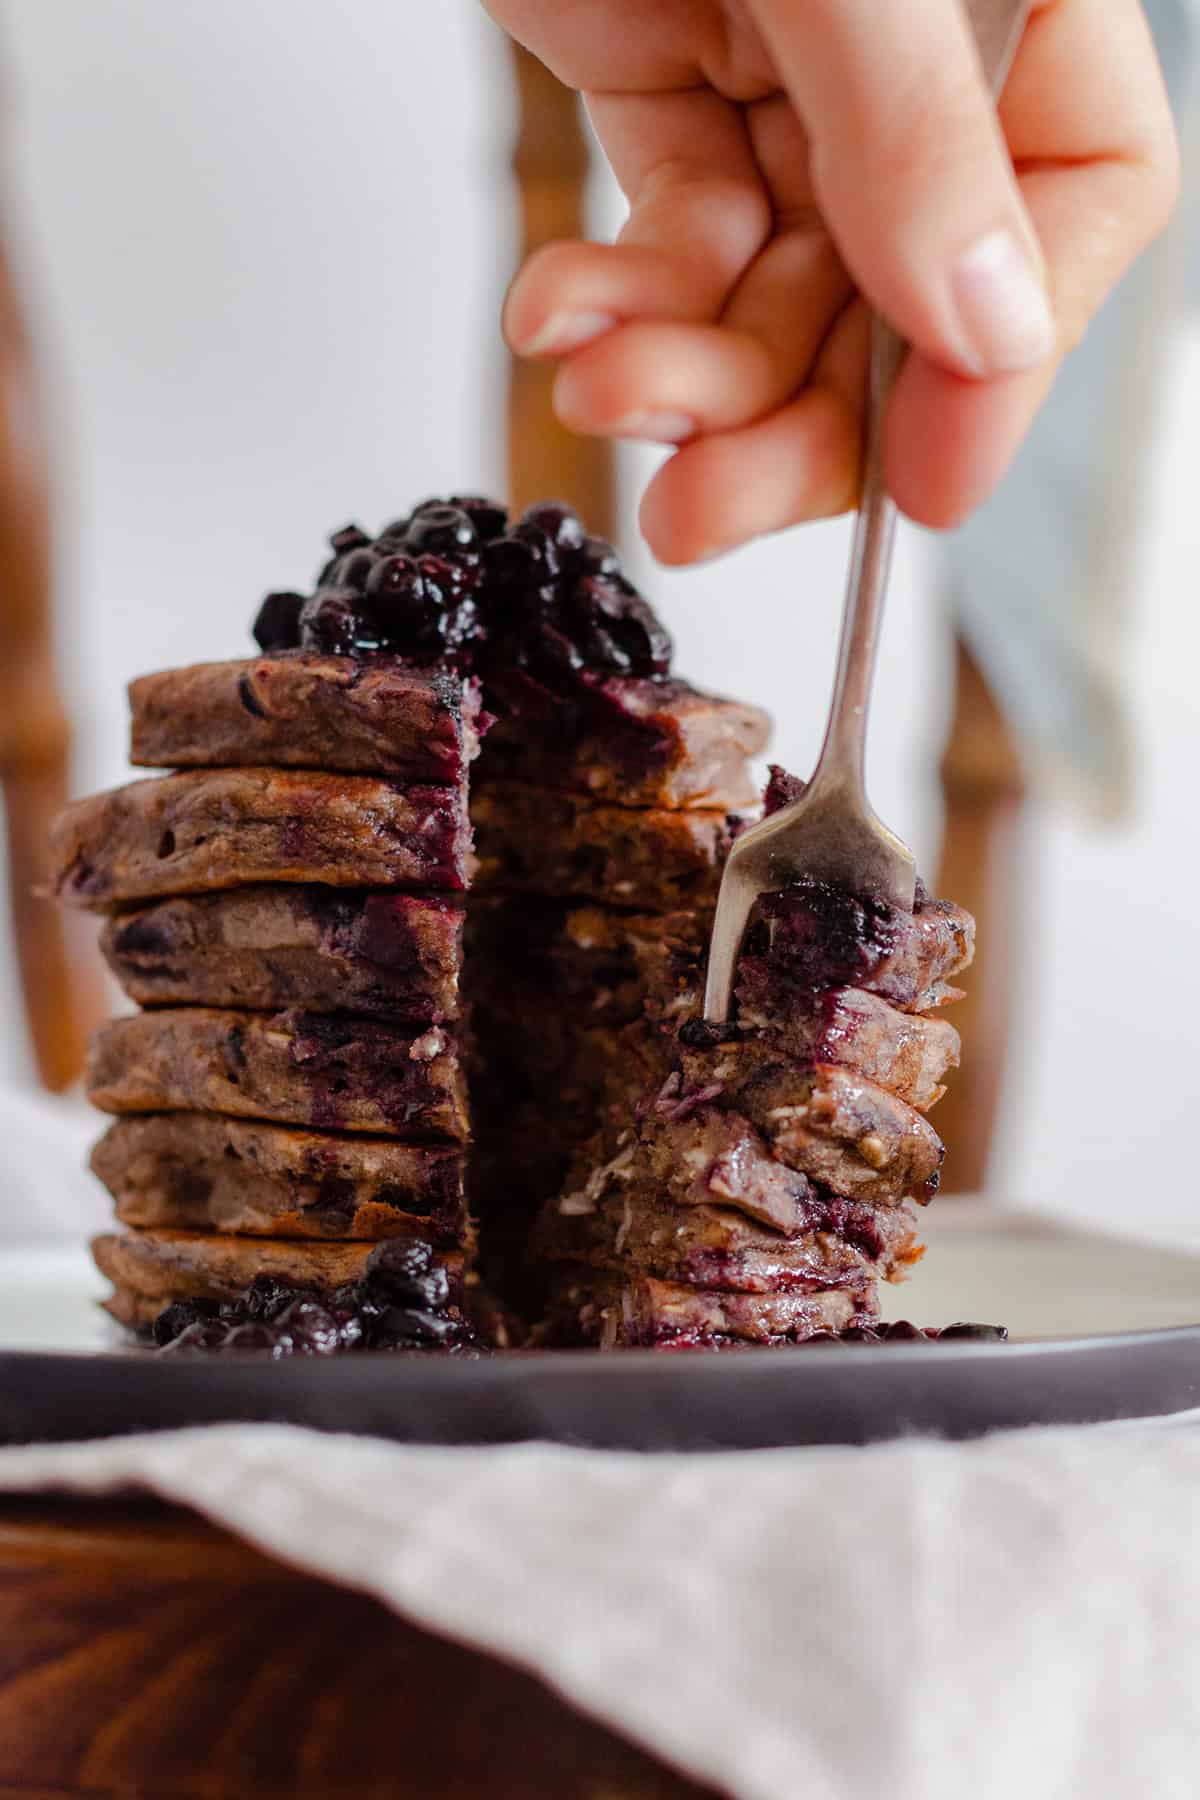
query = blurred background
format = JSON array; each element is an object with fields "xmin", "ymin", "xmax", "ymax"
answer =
[{"xmin": 0, "ymin": 0, "xmax": 1195, "ymax": 1242}]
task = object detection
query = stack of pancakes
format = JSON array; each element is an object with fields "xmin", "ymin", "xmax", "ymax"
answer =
[
  {"xmin": 536, "ymin": 772, "xmax": 976, "ymax": 1348},
  {"xmin": 48, "ymin": 498, "xmax": 974, "ymax": 1351},
  {"xmin": 51, "ymin": 655, "xmax": 485, "ymax": 1342},
  {"xmin": 48, "ymin": 499, "xmax": 773, "ymax": 1343}
]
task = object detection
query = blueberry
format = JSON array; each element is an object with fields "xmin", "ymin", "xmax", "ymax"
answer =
[
  {"xmin": 442, "ymin": 598, "xmax": 482, "ymax": 658},
  {"xmin": 366, "ymin": 552, "xmax": 430, "ymax": 604},
  {"xmin": 514, "ymin": 616, "xmax": 583, "ymax": 683},
  {"xmin": 565, "ymin": 575, "xmax": 673, "ymax": 676},
  {"xmin": 373, "ymin": 1306, "xmax": 461, "ymax": 1348},
  {"xmin": 161, "ymin": 1317, "xmax": 229, "ymax": 1352},
  {"xmin": 677, "ymin": 1017, "xmax": 725, "ymax": 1052},
  {"xmin": 511, "ymin": 520, "xmax": 561, "ymax": 579},
  {"xmin": 153, "ymin": 1298, "xmax": 218, "ymax": 1347},
  {"xmin": 335, "ymin": 549, "xmax": 377, "ymax": 592},
  {"xmin": 368, "ymin": 1239, "xmax": 434, "ymax": 1280},
  {"xmin": 252, "ymin": 591, "xmax": 304, "ymax": 653},
  {"xmin": 520, "ymin": 501, "xmax": 584, "ymax": 554},
  {"xmin": 362, "ymin": 1239, "xmax": 454, "ymax": 1312},
  {"xmin": 840, "ymin": 1326, "xmax": 882, "ymax": 1344},
  {"xmin": 255, "ymin": 496, "xmax": 675, "ymax": 678},
  {"xmin": 364, "ymin": 1239, "xmax": 433, "ymax": 1298},
  {"xmin": 330, "ymin": 1310, "xmax": 365, "ymax": 1350},
  {"xmin": 299, "ymin": 592, "xmax": 362, "ymax": 656},
  {"xmin": 224, "ymin": 1322, "xmax": 294, "ymax": 1355},
  {"xmin": 405, "ymin": 504, "xmax": 477, "ymax": 556},
  {"xmin": 880, "ymin": 1320, "xmax": 926, "ymax": 1341},
  {"xmin": 577, "ymin": 535, "xmax": 621, "ymax": 577},
  {"xmin": 482, "ymin": 534, "xmax": 545, "ymax": 600},
  {"xmin": 450, "ymin": 495, "xmax": 508, "ymax": 541},
  {"xmin": 939, "ymin": 1322, "xmax": 1009, "ymax": 1343},
  {"xmin": 416, "ymin": 552, "xmax": 473, "ymax": 600},
  {"xmin": 365, "ymin": 560, "xmax": 450, "ymax": 658},
  {"xmin": 275, "ymin": 1298, "xmax": 344, "ymax": 1355},
  {"xmin": 417, "ymin": 1264, "xmax": 452, "ymax": 1309},
  {"xmin": 241, "ymin": 1274, "xmax": 304, "ymax": 1322}
]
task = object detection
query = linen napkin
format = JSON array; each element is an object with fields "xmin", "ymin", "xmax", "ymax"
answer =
[{"xmin": 0, "ymin": 1421, "xmax": 1198, "ymax": 1800}]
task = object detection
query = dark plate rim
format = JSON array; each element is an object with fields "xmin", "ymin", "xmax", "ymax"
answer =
[
  {"xmin": 3, "ymin": 1323, "xmax": 1199, "ymax": 1451},
  {"xmin": 4, "ymin": 1317, "xmax": 1200, "ymax": 1370}
]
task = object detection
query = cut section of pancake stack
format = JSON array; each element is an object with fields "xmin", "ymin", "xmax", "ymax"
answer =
[
  {"xmin": 53, "ymin": 652, "xmax": 485, "ymax": 1347},
  {"xmin": 536, "ymin": 770, "xmax": 976, "ymax": 1349},
  {"xmin": 465, "ymin": 677, "xmax": 769, "ymax": 1307}
]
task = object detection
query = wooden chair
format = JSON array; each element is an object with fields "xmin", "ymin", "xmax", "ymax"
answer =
[
  {"xmin": 0, "ymin": 236, "xmax": 104, "ymax": 1091},
  {"xmin": 933, "ymin": 637, "xmax": 1027, "ymax": 1193},
  {"xmin": 507, "ymin": 45, "xmax": 616, "ymax": 533}
]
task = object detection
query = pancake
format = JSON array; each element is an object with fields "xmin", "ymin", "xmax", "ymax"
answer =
[
  {"xmin": 100, "ymin": 887, "xmax": 463, "ymax": 1021},
  {"xmin": 50, "ymin": 768, "xmax": 472, "ymax": 908},
  {"xmin": 129, "ymin": 654, "xmax": 482, "ymax": 784},
  {"xmin": 91, "ymin": 1112, "xmax": 468, "ymax": 1243},
  {"xmin": 88, "ymin": 1008, "xmax": 468, "ymax": 1141},
  {"xmin": 478, "ymin": 672, "xmax": 769, "ymax": 810},
  {"xmin": 93, "ymin": 1227, "xmax": 467, "ymax": 1330},
  {"xmin": 472, "ymin": 782, "xmax": 732, "ymax": 910}
]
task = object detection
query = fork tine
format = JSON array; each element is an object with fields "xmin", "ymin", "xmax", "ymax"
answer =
[{"xmin": 702, "ymin": 856, "xmax": 760, "ymax": 1026}]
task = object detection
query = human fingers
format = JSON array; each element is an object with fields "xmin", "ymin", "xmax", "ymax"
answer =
[
  {"xmin": 748, "ymin": 0, "xmax": 1055, "ymax": 380},
  {"xmin": 638, "ymin": 302, "xmax": 870, "ymax": 561},
  {"xmin": 884, "ymin": 0, "xmax": 1178, "ymax": 525},
  {"xmin": 504, "ymin": 85, "xmax": 770, "ymax": 359},
  {"xmin": 549, "ymin": 229, "xmax": 850, "ymax": 441}
]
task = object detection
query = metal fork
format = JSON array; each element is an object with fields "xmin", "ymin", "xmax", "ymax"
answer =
[{"xmin": 703, "ymin": 0, "xmax": 1034, "ymax": 1026}]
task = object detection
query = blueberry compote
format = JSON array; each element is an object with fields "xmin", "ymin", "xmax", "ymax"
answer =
[
  {"xmin": 152, "ymin": 1240, "xmax": 478, "ymax": 1356},
  {"xmin": 252, "ymin": 498, "xmax": 673, "ymax": 687},
  {"xmin": 803, "ymin": 1321, "xmax": 1008, "ymax": 1346}
]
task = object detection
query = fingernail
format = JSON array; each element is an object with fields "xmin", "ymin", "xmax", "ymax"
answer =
[
  {"xmin": 950, "ymin": 230, "xmax": 1055, "ymax": 375},
  {"xmin": 612, "ymin": 410, "xmax": 696, "ymax": 444},
  {"xmin": 520, "ymin": 309, "xmax": 616, "ymax": 357}
]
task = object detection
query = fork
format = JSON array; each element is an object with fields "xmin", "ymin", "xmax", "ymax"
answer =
[{"xmin": 703, "ymin": 0, "xmax": 1034, "ymax": 1026}]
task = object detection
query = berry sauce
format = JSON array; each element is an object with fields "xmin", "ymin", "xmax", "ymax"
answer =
[
  {"xmin": 152, "ymin": 1239, "xmax": 479, "ymax": 1356},
  {"xmin": 252, "ymin": 498, "xmax": 673, "ymax": 687}
]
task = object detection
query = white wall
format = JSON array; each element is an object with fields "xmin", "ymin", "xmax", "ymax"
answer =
[{"xmin": 0, "ymin": 0, "xmax": 1194, "ymax": 1243}]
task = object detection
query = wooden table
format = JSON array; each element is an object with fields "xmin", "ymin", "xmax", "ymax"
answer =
[{"xmin": 0, "ymin": 1499, "xmax": 715, "ymax": 1799}]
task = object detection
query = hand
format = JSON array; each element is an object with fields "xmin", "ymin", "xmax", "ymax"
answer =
[{"xmin": 490, "ymin": 0, "xmax": 1178, "ymax": 561}]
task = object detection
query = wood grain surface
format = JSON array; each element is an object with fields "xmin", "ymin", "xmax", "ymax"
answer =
[{"xmin": 0, "ymin": 1499, "xmax": 718, "ymax": 1799}]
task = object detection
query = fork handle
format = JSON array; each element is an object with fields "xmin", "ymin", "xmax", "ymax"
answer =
[
  {"xmin": 807, "ymin": 0, "xmax": 1033, "ymax": 809},
  {"xmin": 808, "ymin": 318, "xmax": 904, "ymax": 806}
]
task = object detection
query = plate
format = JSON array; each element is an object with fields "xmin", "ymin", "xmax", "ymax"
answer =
[{"xmin": 1, "ymin": 1206, "xmax": 1198, "ymax": 1449}]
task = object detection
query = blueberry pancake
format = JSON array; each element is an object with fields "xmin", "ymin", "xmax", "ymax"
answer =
[
  {"xmin": 101, "ymin": 888, "xmax": 464, "ymax": 1021},
  {"xmin": 91, "ymin": 1111, "xmax": 468, "ymax": 1243},
  {"xmin": 51, "ymin": 768, "xmax": 473, "ymax": 908}
]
